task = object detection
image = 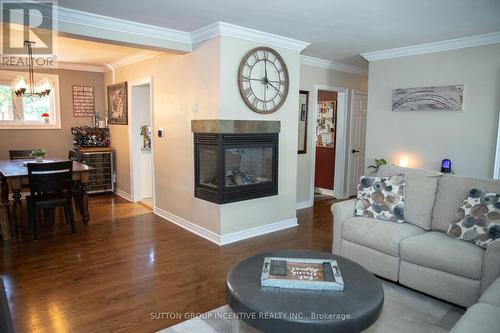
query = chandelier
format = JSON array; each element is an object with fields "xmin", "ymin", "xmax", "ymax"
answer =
[{"xmin": 11, "ymin": 41, "xmax": 52, "ymax": 98}]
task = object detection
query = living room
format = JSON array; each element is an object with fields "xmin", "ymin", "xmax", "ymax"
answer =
[{"xmin": 1, "ymin": 1, "xmax": 500, "ymax": 332}]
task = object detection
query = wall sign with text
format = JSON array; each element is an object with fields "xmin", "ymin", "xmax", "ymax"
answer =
[{"xmin": 73, "ymin": 85, "xmax": 95, "ymax": 117}]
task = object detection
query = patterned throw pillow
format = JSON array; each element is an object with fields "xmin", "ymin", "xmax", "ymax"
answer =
[
  {"xmin": 355, "ymin": 175, "xmax": 406, "ymax": 223},
  {"xmin": 447, "ymin": 189, "xmax": 500, "ymax": 248}
]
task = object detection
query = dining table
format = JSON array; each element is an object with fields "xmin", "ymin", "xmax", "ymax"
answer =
[{"xmin": 0, "ymin": 159, "xmax": 92, "ymax": 240}]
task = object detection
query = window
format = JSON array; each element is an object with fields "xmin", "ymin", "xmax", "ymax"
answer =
[{"xmin": 0, "ymin": 71, "xmax": 60, "ymax": 129}]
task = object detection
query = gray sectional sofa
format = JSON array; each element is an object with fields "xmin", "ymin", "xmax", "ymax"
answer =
[{"xmin": 331, "ymin": 165, "xmax": 500, "ymax": 331}]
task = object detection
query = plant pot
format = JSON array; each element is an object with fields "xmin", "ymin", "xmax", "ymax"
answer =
[
  {"xmin": 43, "ymin": 118, "xmax": 49, "ymax": 124},
  {"xmin": 36, "ymin": 156, "xmax": 44, "ymax": 163}
]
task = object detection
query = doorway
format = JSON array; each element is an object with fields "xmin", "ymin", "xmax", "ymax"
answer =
[
  {"xmin": 129, "ymin": 79, "xmax": 155, "ymax": 209},
  {"xmin": 314, "ymin": 90, "xmax": 337, "ymax": 198},
  {"xmin": 309, "ymin": 85, "xmax": 349, "ymax": 203}
]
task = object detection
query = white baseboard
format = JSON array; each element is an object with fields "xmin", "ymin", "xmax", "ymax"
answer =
[
  {"xmin": 154, "ymin": 207, "xmax": 221, "ymax": 245},
  {"xmin": 296, "ymin": 200, "xmax": 313, "ymax": 210},
  {"xmin": 115, "ymin": 188, "xmax": 132, "ymax": 201},
  {"xmin": 154, "ymin": 206, "xmax": 298, "ymax": 246},
  {"xmin": 220, "ymin": 218, "xmax": 298, "ymax": 245}
]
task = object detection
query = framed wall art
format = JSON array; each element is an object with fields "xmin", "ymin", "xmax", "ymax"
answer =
[
  {"xmin": 392, "ymin": 85, "xmax": 464, "ymax": 112},
  {"xmin": 107, "ymin": 82, "xmax": 128, "ymax": 125}
]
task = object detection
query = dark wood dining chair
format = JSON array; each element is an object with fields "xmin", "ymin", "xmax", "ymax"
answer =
[
  {"xmin": 9, "ymin": 149, "xmax": 35, "ymax": 160},
  {"xmin": 26, "ymin": 161, "xmax": 75, "ymax": 240},
  {"xmin": 68, "ymin": 151, "xmax": 84, "ymax": 213},
  {"xmin": 0, "ymin": 277, "xmax": 15, "ymax": 333},
  {"xmin": 68, "ymin": 150, "xmax": 83, "ymax": 162}
]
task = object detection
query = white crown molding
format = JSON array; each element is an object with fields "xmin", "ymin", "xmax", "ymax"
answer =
[
  {"xmin": 56, "ymin": 6, "xmax": 192, "ymax": 45},
  {"xmin": 361, "ymin": 31, "xmax": 500, "ymax": 61},
  {"xmin": 300, "ymin": 55, "xmax": 368, "ymax": 76},
  {"xmin": 55, "ymin": 62, "xmax": 105, "ymax": 72},
  {"xmin": 191, "ymin": 22, "xmax": 310, "ymax": 52},
  {"xmin": 107, "ymin": 51, "xmax": 161, "ymax": 70},
  {"xmin": 56, "ymin": 8, "xmax": 309, "ymax": 52}
]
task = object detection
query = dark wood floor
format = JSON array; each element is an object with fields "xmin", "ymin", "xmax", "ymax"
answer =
[{"xmin": 0, "ymin": 194, "xmax": 335, "ymax": 333}]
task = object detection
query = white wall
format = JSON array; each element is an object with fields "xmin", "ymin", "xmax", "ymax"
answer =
[
  {"xmin": 297, "ymin": 64, "xmax": 368, "ymax": 204},
  {"xmin": 365, "ymin": 43, "xmax": 500, "ymax": 178},
  {"xmin": 219, "ymin": 36, "xmax": 301, "ymax": 235}
]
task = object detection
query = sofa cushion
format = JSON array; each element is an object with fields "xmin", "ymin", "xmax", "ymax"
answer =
[
  {"xmin": 479, "ymin": 276, "xmax": 500, "ymax": 307},
  {"xmin": 342, "ymin": 217, "xmax": 425, "ymax": 256},
  {"xmin": 400, "ymin": 231, "xmax": 484, "ymax": 280},
  {"xmin": 450, "ymin": 303, "xmax": 500, "ymax": 333},
  {"xmin": 432, "ymin": 174, "xmax": 500, "ymax": 232},
  {"xmin": 378, "ymin": 165, "xmax": 441, "ymax": 230},
  {"xmin": 447, "ymin": 188, "xmax": 500, "ymax": 248},
  {"xmin": 355, "ymin": 175, "xmax": 406, "ymax": 223}
]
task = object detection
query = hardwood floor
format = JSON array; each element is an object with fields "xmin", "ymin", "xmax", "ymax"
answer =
[{"xmin": 0, "ymin": 194, "xmax": 335, "ymax": 333}]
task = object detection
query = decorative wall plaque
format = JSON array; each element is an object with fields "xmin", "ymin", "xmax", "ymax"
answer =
[
  {"xmin": 73, "ymin": 85, "xmax": 95, "ymax": 117},
  {"xmin": 392, "ymin": 85, "xmax": 464, "ymax": 111}
]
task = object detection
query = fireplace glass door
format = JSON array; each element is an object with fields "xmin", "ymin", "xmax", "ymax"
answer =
[
  {"xmin": 194, "ymin": 132, "xmax": 278, "ymax": 204},
  {"xmin": 198, "ymin": 145, "xmax": 218, "ymax": 188},
  {"xmin": 225, "ymin": 147, "xmax": 273, "ymax": 187}
]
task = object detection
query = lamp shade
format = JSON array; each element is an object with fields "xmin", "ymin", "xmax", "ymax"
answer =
[{"xmin": 399, "ymin": 156, "xmax": 409, "ymax": 167}]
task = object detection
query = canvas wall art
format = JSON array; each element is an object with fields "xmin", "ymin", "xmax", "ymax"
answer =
[
  {"xmin": 107, "ymin": 82, "xmax": 128, "ymax": 125},
  {"xmin": 392, "ymin": 85, "xmax": 464, "ymax": 111}
]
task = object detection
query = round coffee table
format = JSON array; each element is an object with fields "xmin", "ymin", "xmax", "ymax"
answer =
[{"xmin": 226, "ymin": 249, "xmax": 384, "ymax": 333}]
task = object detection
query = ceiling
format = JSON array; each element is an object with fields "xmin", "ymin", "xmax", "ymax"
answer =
[
  {"xmin": 55, "ymin": 36, "xmax": 159, "ymax": 68},
  {"xmin": 57, "ymin": 0, "xmax": 500, "ymax": 67}
]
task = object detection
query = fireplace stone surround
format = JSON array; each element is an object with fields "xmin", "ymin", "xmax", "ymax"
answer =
[{"xmin": 192, "ymin": 120, "xmax": 280, "ymax": 204}]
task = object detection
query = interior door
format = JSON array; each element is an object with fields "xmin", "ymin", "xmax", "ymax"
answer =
[{"xmin": 347, "ymin": 91, "xmax": 368, "ymax": 197}]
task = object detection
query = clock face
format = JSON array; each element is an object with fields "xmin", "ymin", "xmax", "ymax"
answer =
[{"xmin": 238, "ymin": 47, "xmax": 289, "ymax": 114}]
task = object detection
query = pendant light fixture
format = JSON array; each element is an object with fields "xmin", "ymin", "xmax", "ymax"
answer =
[{"xmin": 11, "ymin": 41, "xmax": 52, "ymax": 98}]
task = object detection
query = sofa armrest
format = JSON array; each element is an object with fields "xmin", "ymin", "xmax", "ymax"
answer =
[
  {"xmin": 481, "ymin": 239, "xmax": 500, "ymax": 293},
  {"xmin": 331, "ymin": 198, "xmax": 356, "ymax": 255}
]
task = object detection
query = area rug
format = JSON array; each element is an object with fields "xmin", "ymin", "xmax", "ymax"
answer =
[{"xmin": 158, "ymin": 280, "xmax": 465, "ymax": 333}]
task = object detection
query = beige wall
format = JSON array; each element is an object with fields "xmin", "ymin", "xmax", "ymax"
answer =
[
  {"xmin": 219, "ymin": 36, "xmax": 301, "ymax": 235},
  {"xmin": 0, "ymin": 68, "xmax": 104, "ymax": 160},
  {"xmin": 297, "ymin": 64, "xmax": 368, "ymax": 204},
  {"xmin": 104, "ymin": 38, "xmax": 221, "ymax": 234},
  {"xmin": 107, "ymin": 35, "xmax": 304, "ymax": 237},
  {"xmin": 365, "ymin": 44, "xmax": 500, "ymax": 178}
]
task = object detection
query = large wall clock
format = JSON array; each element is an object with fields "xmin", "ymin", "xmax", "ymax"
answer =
[{"xmin": 238, "ymin": 46, "xmax": 289, "ymax": 114}]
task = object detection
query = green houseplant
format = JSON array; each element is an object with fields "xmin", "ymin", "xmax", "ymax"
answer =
[
  {"xmin": 30, "ymin": 149, "xmax": 47, "ymax": 163},
  {"xmin": 368, "ymin": 158, "xmax": 387, "ymax": 174}
]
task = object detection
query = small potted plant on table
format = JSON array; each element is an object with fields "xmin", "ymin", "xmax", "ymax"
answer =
[{"xmin": 31, "ymin": 149, "xmax": 47, "ymax": 163}]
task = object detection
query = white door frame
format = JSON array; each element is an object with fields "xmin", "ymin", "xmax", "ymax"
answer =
[
  {"xmin": 494, "ymin": 110, "xmax": 500, "ymax": 179},
  {"xmin": 346, "ymin": 90, "xmax": 368, "ymax": 196},
  {"xmin": 128, "ymin": 77, "xmax": 156, "ymax": 207},
  {"xmin": 308, "ymin": 84, "xmax": 349, "ymax": 205}
]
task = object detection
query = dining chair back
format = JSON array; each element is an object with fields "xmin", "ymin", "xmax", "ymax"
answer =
[
  {"xmin": 9, "ymin": 149, "xmax": 34, "ymax": 160},
  {"xmin": 27, "ymin": 161, "xmax": 76, "ymax": 239},
  {"xmin": 68, "ymin": 150, "xmax": 83, "ymax": 162},
  {"xmin": 28, "ymin": 161, "xmax": 73, "ymax": 197}
]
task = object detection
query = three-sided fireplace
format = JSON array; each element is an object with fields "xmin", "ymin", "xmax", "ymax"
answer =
[{"xmin": 192, "ymin": 120, "xmax": 280, "ymax": 204}]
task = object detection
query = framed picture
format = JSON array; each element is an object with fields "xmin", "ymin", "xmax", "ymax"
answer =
[
  {"xmin": 392, "ymin": 85, "xmax": 464, "ymax": 111},
  {"xmin": 298, "ymin": 90, "xmax": 309, "ymax": 154},
  {"xmin": 107, "ymin": 82, "xmax": 128, "ymax": 125}
]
